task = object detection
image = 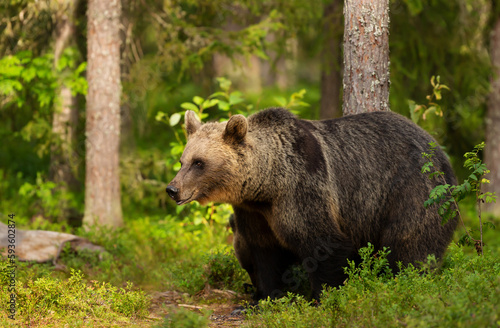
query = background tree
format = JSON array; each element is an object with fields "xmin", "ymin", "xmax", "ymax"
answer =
[
  {"xmin": 342, "ymin": 0, "xmax": 390, "ymax": 115},
  {"xmin": 50, "ymin": 0, "xmax": 80, "ymax": 190},
  {"xmin": 485, "ymin": 1, "xmax": 500, "ymax": 216},
  {"xmin": 83, "ymin": 0, "xmax": 123, "ymax": 227},
  {"xmin": 320, "ymin": 0, "xmax": 343, "ymax": 119}
]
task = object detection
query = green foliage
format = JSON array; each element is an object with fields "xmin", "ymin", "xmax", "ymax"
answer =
[
  {"xmin": 273, "ymin": 88, "xmax": 310, "ymax": 115},
  {"xmin": 166, "ymin": 261, "xmax": 207, "ymax": 295},
  {"xmin": 156, "ymin": 307, "xmax": 210, "ymax": 328},
  {"xmin": 409, "ymin": 75, "xmax": 450, "ymax": 124},
  {"xmin": 344, "ymin": 243, "xmax": 393, "ymax": 290},
  {"xmin": 0, "ymin": 50, "xmax": 56, "ymax": 110},
  {"xmin": 108, "ymin": 281, "xmax": 151, "ymax": 318},
  {"xmin": 0, "ymin": 49, "xmax": 86, "ymax": 160},
  {"xmin": 0, "ymin": 0, "xmax": 58, "ymax": 56},
  {"xmin": 18, "ymin": 172, "xmax": 78, "ymax": 220},
  {"xmin": 391, "ymin": 0, "xmax": 491, "ymax": 170},
  {"xmin": 422, "ymin": 142, "xmax": 497, "ymax": 254},
  {"xmin": 164, "ymin": 246, "xmax": 250, "ymax": 295},
  {"xmin": 245, "ymin": 244, "xmax": 500, "ymax": 327},
  {"xmin": 203, "ymin": 246, "xmax": 249, "ymax": 293},
  {"xmin": 0, "ymin": 267, "xmax": 150, "ymax": 326}
]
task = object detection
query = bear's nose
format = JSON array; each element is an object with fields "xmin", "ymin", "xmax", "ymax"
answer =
[{"xmin": 166, "ymin": 186, "xmax": 179, "ymax": 199}]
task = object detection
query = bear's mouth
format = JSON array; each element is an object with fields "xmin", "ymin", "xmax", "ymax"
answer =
[{"xmin": 176, "ymin": 192, "xmax": 194, "ymax": 205}]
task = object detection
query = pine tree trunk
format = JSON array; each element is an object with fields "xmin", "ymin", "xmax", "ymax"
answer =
[
  {"xmin": 50, "ymin": 0, "xmax": 79, "ymax": 191},
  {"xmin": 84, "ymin": 0, "xmax": 123, "ymax": 227},
  {"xmin": 484, "ymin": 13, "xmax": 500, "ymax": 216},
  {"xmin": 342, "ymin": 0, "xmax": 390, "ymax": 115},
  {"xmin": 320, "ymin": 0, "xmax": 343, "ymax": 119}
]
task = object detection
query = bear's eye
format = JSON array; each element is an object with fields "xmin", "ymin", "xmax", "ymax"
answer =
[{"xmin": 193, "ymin": 160, "xmax": 204, "ymax": 169}]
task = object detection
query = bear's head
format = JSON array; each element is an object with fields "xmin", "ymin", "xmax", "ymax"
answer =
[{"xmin": 166, "ymin": 110, "xmax": 249, "ymax": 206}]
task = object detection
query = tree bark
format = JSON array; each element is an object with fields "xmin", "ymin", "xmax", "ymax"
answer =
[
  {"xmin": 50, "ymin": 0, "xmax": 79, "ymax": 191},
  {"xmin": 484, "ymin": 12, "xmax": 500, "ymax": 216},
  {"xmin": 84, "ymin": 0, "xmax": 123, "ymax": 227},
  {"xmin": 342, "ymin": 0, "xmax": 390, "ymax": 115},
  {"xmin": 320, "ymin": 0, "xmax": 343, "ymax": 119}
]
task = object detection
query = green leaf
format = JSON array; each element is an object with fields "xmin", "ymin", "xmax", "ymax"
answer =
[
  {"xmin": 458, "ymin": 234, "xmax": 472, "ymax": 246},
  {"xmin": 75, "ymin": 62, "xmax": 87, "ymax": 75},
  {"xmin": 216, "ymin": 77, "xmax": 232, "ymax": 91},
  {"xmin": 229, "ymin": 91, "xmax": 244, "ymax": 106},
  {"xmin": 218, "ymin": 100, "xmax": 230, "ymax": 111},
  {"xmin": 193, "ymin": 96, "xmax": 204, "ymax": 106},
  {"xmin": 274, "ymin": 96, "xmax": 287, "ymax": 107},
  {"xmin": 173, "ymin": 162, "xmax": 181, "ymax": 172},
  {"xmin": 169, "ymin": 113, "xmax": 181, "ymax": 126},
  {"xmin": 0, "ymin": 80, "xmax": 23, "ymax": 95},
  {"xmin": 0, "ymin": 62, "xmax": 23, "ymax": 77},
  {"xmin": 202, "ymin": 99, "xmax": 218, "ymax": 109},
  {"xmin": 180, "ymin": 102, "xmax": 199, "ymax": 112},
  {"xmin": 155, "ymin": 111, "xmax": 166, "ymax": 122},
  {"xmin": 434, "ymin": 89, "xmax": 442, "ymax": 100},
  {"xmin": 484, "ymin": 221, "xmax": 496, "ymax": 230},
  {"xmin": 171, "ymin": 145, "xmax": 185, "ymax": 156},
  {"xmin": 209, "ymin": 91, "xmax": 228, "ymax": 99},
  {"xmin": 254, "ymin": 48, "xmax": 269, "ymax": 60},
  {"xmin": 405, "ymin": 0, "xmax": 423, "ymax": 15},
  {"xmin": 21, "ymin": 66, "xmax": 36, "ymax": 82}
]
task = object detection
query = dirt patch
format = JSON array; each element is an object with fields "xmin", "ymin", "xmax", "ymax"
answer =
[{"xmin": 149, "ymin": 289, "xmax": 251, "ymax": 327}]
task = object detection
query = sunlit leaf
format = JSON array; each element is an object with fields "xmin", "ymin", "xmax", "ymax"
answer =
[
  {"xmin": 169, "ymin": 113, "xmax": 181, "ymax": 126},
  {"xmin": 180, "ymin": 102, "xmax": 198, "ymax": 112}
]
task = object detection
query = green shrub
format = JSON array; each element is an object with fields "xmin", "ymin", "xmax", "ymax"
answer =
[
  {"xmin": 156, "ymin": 307, "xmax": 209, "ymax": 328},
  {"xmin": 203, "ymin": 246, "xmax": 249, "ymax": 293},
  {"xmin": 0, "ymin": 268, "xmax": 150, "ymax": 326},
  {"xmin": 245, "ymin": 244, "xmax": 500, "ymax": 328}
]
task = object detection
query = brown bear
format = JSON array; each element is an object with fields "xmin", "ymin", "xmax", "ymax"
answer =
[{"xmin": 166, "ymin": 108, "xmax": 457, "ymax": 301}]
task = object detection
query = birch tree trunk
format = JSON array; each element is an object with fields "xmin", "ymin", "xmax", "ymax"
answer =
[
  {"xmin": 342, "ymin": 0, "xmax": 390, "ymax": 115},
  {"xmin": 50, "ymin": 0, "xmax": 79, "ymax": 190},
  {"xmin": 320, "ymin": 0, "xmax": 343, "ymax": 119},
  {"xmin": 84, "ymin": 0, "xmax": 123, "ymax": 227},
  {"xmin": 484, "ymin": 11, "xmax": 500, "ymax": 216}
]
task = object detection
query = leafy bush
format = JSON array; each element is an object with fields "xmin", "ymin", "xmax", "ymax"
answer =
[
  {"xmin": 245, "ymin": 244, "xmax": 500, "ymax": 328},
  {"xmin": 0, "ymin": 268, "xmax": 150, "ymax": 326},
  {"xmin": 164, "ymin": 246, "xmax": 250, "ymax": 295},
  {"xmin": 422, "ymin": 142, "xmax": 497, "ymax": 254},
  {"xmin": 18, "ymin": 172, "xmax": 78, "ymax": 221},
  {"xmin": 203, "ymin": 246, "xmax": 249, "ymax": 293}
]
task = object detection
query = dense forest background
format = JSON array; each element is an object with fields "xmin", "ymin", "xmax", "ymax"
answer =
[{"xmin": 0, "ymin": 0, "xmax": 499, "ymax": 327}]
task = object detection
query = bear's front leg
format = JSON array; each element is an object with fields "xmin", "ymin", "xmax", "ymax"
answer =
[
  {"xmin": 232, "ymin": 206, "xmax": 299, "ymax": 301},
  {"xmin": 272, "ymin": 198, "xmax": 357, "ymax": 301},
  {"xmin": 298, "ymin": 235, "xmax": 355, "ymax": 300}
]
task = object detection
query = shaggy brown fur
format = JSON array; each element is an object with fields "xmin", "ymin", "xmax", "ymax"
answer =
[{"xmin": 167, "ymin": 108, "xmax": 457, "ymax": 300}]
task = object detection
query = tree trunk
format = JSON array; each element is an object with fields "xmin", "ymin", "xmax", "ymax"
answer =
[
  {"xmin": 320, "ymin": 0, "xmax": 343, "ymax": 119},
  {"xmin": 84, "ymin": 0, "xmax": 123, "ymax": 227},
  {"xmin": 50, "ymin": 0, "xmax": 79, "ymax": 191},
  {"xmin": 342, "ymin": 0, "xmax": 390, "ymax": 115},
  {"xmin": 484, "ymin": 12, "xmax": 500, "ymax": 216},
  {"xmin": 120, "ymin": 0, "xmax": 135, "ymax": 153}
]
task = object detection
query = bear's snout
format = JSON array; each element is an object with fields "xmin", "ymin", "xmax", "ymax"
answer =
[{"xmin": 166, "ymin": 185, "xmax": 179, "ymax": 200}]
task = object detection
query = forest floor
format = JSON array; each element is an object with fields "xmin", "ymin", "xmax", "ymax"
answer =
[{"xmin": 148, "ymin": 288, "xmax": 248, "ymax": 327}]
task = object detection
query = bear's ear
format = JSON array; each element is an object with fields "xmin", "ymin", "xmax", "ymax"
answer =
[
  {"xmin": 185, "ymin": 110, "xmax": 202, "ymax": 138},
  {"xmin": 224, "ymin": 114, "xmax": 247, "ymax": 143}
]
